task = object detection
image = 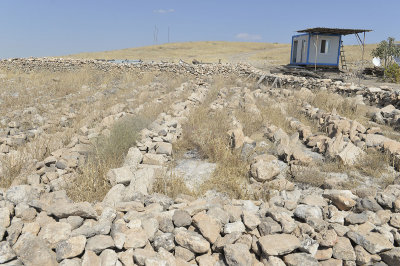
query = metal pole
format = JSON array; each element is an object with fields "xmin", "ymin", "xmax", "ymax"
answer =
[
  {"xmin": 315, "ymin": 34, "xmax": 318, "ymax": 71},
  {"xmin": 359, "ymin": 32, "xmax": 366, "ymax": 86}
]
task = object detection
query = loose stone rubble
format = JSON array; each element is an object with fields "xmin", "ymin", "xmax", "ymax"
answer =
[{"xmin": 1, "ymin": 58, "xmax": 400, "ymax": 265}]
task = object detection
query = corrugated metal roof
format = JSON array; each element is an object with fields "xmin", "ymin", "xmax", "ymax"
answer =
[{"xmin": 297, "ymin": 27, "xmax": 372, "ymax": 35}]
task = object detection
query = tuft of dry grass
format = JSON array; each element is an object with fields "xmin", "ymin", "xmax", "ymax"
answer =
[
  {"xmin": 290, "ymin": 166, "xmax": 327, "ymax": 188},
  {"xmin": 257, "ymin": 100, "xmax": 296, "ymax": 135},
  {"xmin": 0, "ymin": 154, "xmax": 25, "ymax": 188},
  {"xmin": 310, "ymin": 91, "xmax": 369, "ymax": 123},
  {"xmin": 152, "ymin": 174, "xmax": 194, "ymax": 199},
  {"xmin": 290, "ymin": 148, "xmax": 395, "ymax": 190},
  {"xmin": 67, "ymin": 114, "xmax": 150, "ymax": 202},
  {"xmin": 353, "ymin": 149, "xmax": 394, "ymax": 179},
  {"xmin": 235, "ymin": 108, "xmax": 264, "ymax": 137}
]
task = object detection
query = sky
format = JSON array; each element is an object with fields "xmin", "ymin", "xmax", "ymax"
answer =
[{"xmin": 0, "ymin": 0, "xmax": 399, "ymax": 58}]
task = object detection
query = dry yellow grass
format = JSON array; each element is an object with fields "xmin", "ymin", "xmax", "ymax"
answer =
[
  {"xmin": 66, "ymin": 41, "xmax": 378, "ymax": 69},
  {"xmin": 172, "ymin": 106, "xmax": 250, "ymax": 199},
  {"xmin": 161, "ymin": 77, "xmax": 252, "ymax": 199},
  {"xmin": 0, "ymin": 65, "xmax": 191, "ymax": 193},
  {"xmin": 66, "ymin": 73, "xmax": 191, "ymax": 202},
  {"xmin": 310, "ymin": 90, "xmax": 369, "ymax": 123},
  {"xmin": 342, "ymin": 43, "xmax": 377, "ymax": 69},
  {"xmin": 152, "ymin": 174, "xmax": 194, "ymax": 199},
  {"xmin": 67, "ymin": 115, "xmax": 149, "ymax": 202},
  {"xmin": 67, "ymin": 41, "xmax": 288, "ymax": 65}
]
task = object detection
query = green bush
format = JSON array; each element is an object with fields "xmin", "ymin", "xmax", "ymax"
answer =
[{"xmin": 385, "ymin": 63, "xmax": 400, "ymax": 83}]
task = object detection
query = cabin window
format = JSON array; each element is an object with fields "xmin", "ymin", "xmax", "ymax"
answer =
[{"xmin": 320, "ymin": 39, "xmax": 329, "ymax": 54}]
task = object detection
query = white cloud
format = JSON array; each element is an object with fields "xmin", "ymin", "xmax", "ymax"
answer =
[
  {"xmin": 235, "ymin": 33, "xmax": 262, "ymax": 41},
  {"xmin": 153, "ymin": 9, "xmax": 175, "ymax": 14}
]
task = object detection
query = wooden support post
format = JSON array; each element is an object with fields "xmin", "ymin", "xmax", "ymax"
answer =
[{"xmin": 357, "ymin": 32, "xmax": 366, "ymax": 86}]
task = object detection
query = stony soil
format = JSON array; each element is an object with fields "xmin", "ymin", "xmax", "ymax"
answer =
[{"xmin": 1, "ymin": 58, "xmax": 400, "ymax": 265}]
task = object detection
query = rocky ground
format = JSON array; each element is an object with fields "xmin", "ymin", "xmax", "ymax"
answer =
[{"xmin": 1, "ymin": 58, "xmax": 400, "ymax": 265}]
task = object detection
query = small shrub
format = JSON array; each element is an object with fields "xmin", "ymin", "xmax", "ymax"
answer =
[
  {"xmin": 0, "ymin": 154, "xmax": 26, "ymax": 188},
  {"xmin": 353, "ymin": 149, "xmax": 393, "ymax": 179},
  {"xmin": 152, "ymin": 174, "xmax": 194, "ymax": 199},
  {"xmin": 290, "ymin": 166, "xmax": 327, "ymax": 187},
  {"xmin": 385, "ymin": 63, "xmax": 400, "ymax": 83}
]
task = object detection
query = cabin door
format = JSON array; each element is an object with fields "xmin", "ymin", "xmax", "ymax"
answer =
[
  {"xmin": 292, "ymin": 40, "xmax": 298, "ymax": 63},
  {"xmin": 300, "ymin": 40, "xmax": 306, "ymax": 63}
]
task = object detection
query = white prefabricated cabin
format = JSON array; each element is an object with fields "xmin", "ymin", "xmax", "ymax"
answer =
[{"xmin": 290, "ymin": 27, "xmax": 371, "ymax": 68}]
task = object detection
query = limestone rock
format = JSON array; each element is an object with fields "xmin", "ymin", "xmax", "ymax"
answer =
[
  {"xmin": 132, "ymin": 249, "xmax": 158, "ymax": 265},
  {"xmin": 224, "ymin": 221, "xmax": 246, "ymax": 234},
  {"xmin": 38, "ymin": 222, "xmax": 72, "ymax": 249},
  {"xmin": 142, "ymin": 153, "xmax": 167, "ymax": 165},
  {"xmin": 107, "ymin": 166, "xmax": 133, "ymax": 186},
  {"xmin": 56, "ymin": 235, "xmax": 87, "ymax": 261},
  {"xmin": 315, "ymin": 248, "xmax": 333, "ymax": 261},
  {"xmin": 381, "ymin": 247, "xmax": 400, "ymax": 266},
  {"xmin": 82, "ymin": 250, "xmax": 101, "ymax": 266},
  {"xmin": 258, "ymin": 234, "xmax": 301, "ymax": 256},
  {"xmin": 47, "ymin": 202, "xmax": 98, "ymax": 219},
  {"xmin": 283, "ymin": 253, "xmax": 319, "ymax": 266},
  {"xmin": 125, "ymin": 167, "xmax": 158, "ymax": 195},
  {"xmin": 193, "ymin": 212, "xmax": 221, "ymax": 244},
  {"xmin": 174, "ymin": 229, "xmax": 210, "ymax": 254},
  {"xmin": 332, "ymin": 237, "xmax": 356, "ymax": 261},
  {"xmin": 294, "ymin": 204, "xmax": 323, "ymax": 221},
  {"xmin": 337, "ymin": 142, "xmax": 363, "ymax": 165},
  {"xmin": 323, "ymin": 191, "xmax": 356, "ymax": 211},
  {"xmin": 100, "ymin": 249, "xmax": 118, "ymax": 266},
  {"xmin": 0, "ymin": 208, "xmax": 10, "ymax": 228},
  {"xmin": 86, "ymin": 235, "xmax": 115, "ymax": 254},
  {"xmin": 250, "ymin": 160, "xmax": 280, "ymax": 182},
  {"xmin": 242, "ymin": 211, "xmax": 261, "ymax": 230},
  {"xmin": 124, "ymin": 228, "xmax": 148, "ymax": 249},
  {"xmin": 173, "ymin": 210, "xmax": 192, "ymax": 227},
  {"xmin": 0, "ymin": 241, "xmax": 16, "ymax": 264},
  {"xmin": 6, "ymin": 185, "xmax": 39, "ymax": 205},
  {"xmin": 224, "ymin": 243, "xmax": 253, "ymax": 266},
  {"xmin": 153, "ymin": 233, "xmax": 175, "ymax": 251},
  {"xmin": 354, "ymin": 245, "xmax": 381, "ymax": 265},
  {"xmin": 156, "ymin": 142, "xmax": 173, "ymax": 156},
  {"xmin": 14, "ymin": 233, "xmax": 58, "ymax": 266},
  {"xmin": 123, "ymin": 147, "xmax": 143, "ymax": 167}
]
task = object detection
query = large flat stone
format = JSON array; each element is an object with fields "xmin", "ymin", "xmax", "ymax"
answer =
[{"xmin": 258, "ymin": 234, "xmax": 301, "ymax": 256}]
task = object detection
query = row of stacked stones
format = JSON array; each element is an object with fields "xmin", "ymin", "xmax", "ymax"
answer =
[
  {"xmin": 300, "ymin": 102, "xmax": 400, "ymax": 170},
  {"xmin": 1, "ymin": 179, "xmax": 400, "ymax": 265},
  {"xmin": 2, "ymin": 58, "xmax": 400, "ymax": 113},
  {"xmin": 0, "ymin": 58, "xmax": 250, "ymax": 77},
  {"xmin": 104, "ymin": 80, "xmax": 210, "ymax": 199}
]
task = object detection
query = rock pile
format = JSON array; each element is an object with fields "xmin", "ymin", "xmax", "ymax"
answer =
[{"xmin": 2, "ymin": 183, "xmax": 400, "ymax": 265}]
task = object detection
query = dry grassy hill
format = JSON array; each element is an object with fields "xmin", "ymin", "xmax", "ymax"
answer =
[{"xmin": 67, "ymin": 41, "xmax": 377, "ymax": 69}]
